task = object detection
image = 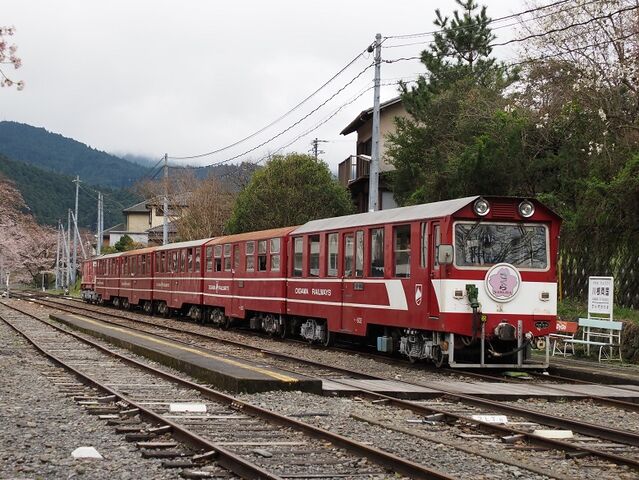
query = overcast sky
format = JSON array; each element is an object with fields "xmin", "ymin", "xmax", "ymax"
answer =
[{"xmin": 2, "ymin": 1, "xmax": 528, "ymax": 173}]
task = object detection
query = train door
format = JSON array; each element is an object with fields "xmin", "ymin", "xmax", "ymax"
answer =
[
  {"xmin": 231, "ymin": 243, "xmax": 242, "ymax": 318},
  {"xmin": 428, "ymin": 221, "xmax": 442, "ymax": 318},
  {"xmin": 340, "ymin": 232, "xmax": 355, "ymax": 332}
]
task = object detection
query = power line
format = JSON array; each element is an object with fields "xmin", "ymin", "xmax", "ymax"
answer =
[
  {"xmin": 384, "ymin": 0, "xmax": 573, "ymax": 40},
  {"xmin": 168, "ymin": 48, "xmax": 371, "ymax": 161},
  {"xmin": 180, "ymin": 62, "xmax": 375, "ymax": 168}
]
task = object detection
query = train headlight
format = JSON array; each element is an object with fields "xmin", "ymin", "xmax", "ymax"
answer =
[
  {"xmin": 473, "ymin": 198, "xmax": 490, "ymax": 216},
  {"xmin": 518, "ymin": 200, "xmax": 535, "ymax": 218}
]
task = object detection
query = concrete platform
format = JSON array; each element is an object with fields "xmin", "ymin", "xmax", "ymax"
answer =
[
  {"xmin": 323, "ymin": 379, "xmax": 639, "ymax": 401},
  {"xmin": 50, "ymin": 313, "xmax": 321, "ymax": 394}
]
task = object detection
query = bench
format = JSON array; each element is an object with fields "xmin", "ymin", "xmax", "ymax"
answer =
[
  {"xmin": 550, "ymin": 320, "xmax": 579, "ymax": 357},
  {"xmin": 561, "ymin": 318, "xmax": 623, "ymax": 362}
]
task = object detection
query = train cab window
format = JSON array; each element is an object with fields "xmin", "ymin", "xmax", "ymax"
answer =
[
  {"xmin": 327, "ymin": 233, "xmax": 338, "ymax": 277},
  {"xmin": 293, "ymin": 237, "xmax": 303, "ymax": 277},
  {"xmin": 355, "ymin": 230, "xmax": 364, "ymax": 277},
  {"xmin": 214, "ymin": 245, "xmax": 223, "ymax": 272},
  {"xmin": 195, "ymin": 250, "xmax": 201, "ymax": 273},
  {"xmin": 308, "ymin": 235, "xmax": 320, "ymax": 277},
  {"xmin": 344, "ymin": 234, "xmax": 354, "ymax": 277},
  {"xmin": 270, "ymin": 238, "xmax": 280, "ymax": 272},
  {"xmin": 205, "ymin": 246, "xmax": 213, "ymax": 272},
  {"xmin": 370, "ymin": 228, "xmax": 384, "ymax": 277},
  {"xmin": 223, "ymin": 244, "xmax": 232, "ymax": 272},
  {"xmin": 421, "ymin": 223, "xmax": 428, "ymax": 268},
  {"xmin": 245, "ymin": 241, "xmax": 255, "ymax": 272},
  {"xmin": 394, "ymin": 225, "xmax": 411, "ymax": 278}
]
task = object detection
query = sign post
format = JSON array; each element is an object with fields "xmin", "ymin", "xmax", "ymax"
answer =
[{"xmin": 588, "ymin": 276, "xmax": 614, "ymax": 319}]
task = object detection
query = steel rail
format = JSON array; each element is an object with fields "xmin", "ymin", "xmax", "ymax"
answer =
[
  {"xmin": 0, "ymin": 310, "xmax": 283, "ymax": 480},
  {"xmin": 0, "ymin": 301, "xmax": 454, "ymax": 480},
  {"xmin": 16, "ymin": 295, "xmax": 639, "ymax": 450}
]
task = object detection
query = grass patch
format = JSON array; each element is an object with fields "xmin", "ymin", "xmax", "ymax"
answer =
[{"xmin": 558, "ymin": 298, "xmax": 639, "ymax": 324}]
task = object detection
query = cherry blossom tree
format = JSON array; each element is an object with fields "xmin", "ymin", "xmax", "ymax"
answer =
[{"xmin": 0, "ymin": 26, "xmax": 23, "ymax": 90}]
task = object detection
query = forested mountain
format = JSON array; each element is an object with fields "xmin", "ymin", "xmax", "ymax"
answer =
[
  {"xmin": 0, "ymin": 155, "xmax": 140, "ymax": 228},
  {"xmin": 0, "ymin": 122, "xmax": 150, "ymax": 188}
]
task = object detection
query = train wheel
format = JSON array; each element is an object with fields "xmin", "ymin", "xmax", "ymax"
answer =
[
  {"xmin": 322, "ymin": 327, "xmax": 333, "ymax": 348},
  {"xmin": 112, "ymin": 297, "xmax": 120, "ymax": 308},
  {"xmin": 432, "ymin": 345, "xmax": 445, "ymax": 368},
  {"xmin": 121, "ymin": 298, "xmax": 130, "ymax": 310},
  {"xmin": 210, "ymin": 309, "xmax": 224, "ymax": 328},
  {"xmin": 279, "ymin": 319, "xmax": 288, "ymax": 339},
  {"xmin": 221, "ymin": 315, "xmax": 232, "ymax": 330},
  {"xmin": 142, "ymin": 301, "xmax": 152, "ymax": 315}
]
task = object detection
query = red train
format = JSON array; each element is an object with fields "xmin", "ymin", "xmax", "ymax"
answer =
[{"xmin": 82, "ymin": 196, "xmax": 561, "ymax": 368}]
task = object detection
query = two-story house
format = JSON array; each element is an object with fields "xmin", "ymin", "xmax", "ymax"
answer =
[{"xmin": 337, "ymin": 96, "xmax": 408, "ymax": 213}]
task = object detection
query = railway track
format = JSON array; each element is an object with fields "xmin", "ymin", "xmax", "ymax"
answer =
[
  {"xmin": 1, "ymin": 301, "xmax": 456, "ymax": 480},
  {"xmin": 7, "ymin": 296, "xmax": 639, "ymax": 478}
]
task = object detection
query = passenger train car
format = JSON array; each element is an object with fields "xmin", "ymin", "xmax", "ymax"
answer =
[{"xmin": 82, "ymin": 196, "xmax": 561, "ymax": 368}]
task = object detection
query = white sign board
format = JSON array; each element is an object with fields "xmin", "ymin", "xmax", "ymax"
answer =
[{"xmin": 588, "ymin": 276, "xmax": 614, "ymax": 316}]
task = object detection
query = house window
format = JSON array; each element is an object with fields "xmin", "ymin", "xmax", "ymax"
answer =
[
  {"xmin": 309, "ymin": 235, "xmax": 320, "ymax": 277},
  {"xmin": 370, "ymin": 228, "xmax": 384, "ymax": 277},
  {"xmin": 344, "ymin": 234, "xmax": 354, "ymax": 277},
  {"xmin": 394, "ymin": 225, "xmax": 411, "ymax": 278},
  {"xmin": 258, "ymin": 240, "xmax": 267, "ymax": 271},
  {"xmin": 223, "ymin": 244, "xmax": 231, "ymax": 272},
  {"xmin": 270, "ymin": 238, "xmax": 280, "ymax": 272},
  {"xmin": 355, "ymin": 230, "xmax": 364, "ymax": 277},
  {"xmin": 327, "ymin": 233, "xmax": 338, "ymax": 277},
  {"xmin": 293, "ymin": 237, "xmax": 303, "ymax": 277},
  {"xmin": 205, "ymin": 246, "xmax": 213, "ymax": 272}
]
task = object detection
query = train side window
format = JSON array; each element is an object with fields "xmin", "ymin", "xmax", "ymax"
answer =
[
  {"xmin": 257, "ymin": 240, "xmax": 267, "ymax": 271},
  {"xmin": 181, "ymin": 249, "xmax": 187, "ymax": 273},
  {"xmin": 205, "ymin": 246, "xmax": 213, "ymax": 272},
  {"xmin": 355, "ymin": 230, "xmax": 364, "ymax": 277},
  {"xmin": 308, "ymin": 235, "xmax": 320, "ymax": 277},
  {"xmin": 223, "ymin": 244, "xmax": 232, "ymax": 272},
  {"xmin": 344, "ymin": 234, "xmax": 354, "ymax": 277},
  {"xmin": 394, "ymin": 224, "xmax": 411, "ymax": 278},
  {"xmin": 370, "ymin": 228, "xmax": 384, "ymax": 277},
  {"xmin": 293, "ymin": 237, "xmax": 303, "ymax": 277},
  {"xmin": 245, "ymin": 241, "xmax": 255, "ymax": 272},
  {"xmin": 327, "ymin": 233, "xmax": 338, "ymax": 277},
  {"xmin": 270, "ymin": 238, "xmax": 280, "ymax": 272},
  {"xmin": 214, "ymin": 245, "xmax": 222, "ymax": 272},
  {"xmin": 195, "ymin": 249, "xmax": 201, "ymax": 272},
  {"xmin": 161, "ymin": 252, "xmax": 166, "ymax": 274},
  {"xmin": 234, "ymin": 245, "xmax": 240, "ymax": 271},
  {"xmin": 421, "ymin": 222, "xmax": 428, "ymax": 268},
  {"xmin": 187, "ymin": 249, "xmax": 193, "ymax": 272}
]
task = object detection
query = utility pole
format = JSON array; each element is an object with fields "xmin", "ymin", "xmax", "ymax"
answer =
[
  {"xmin": 96, "ymin": 192, "xmax": 102, "ymax": 255},
  {"xmin": 55, "ymin": 222, "xmax": 61, "ymax": 290},
  {"xmin": 67, "ymin": 209, "xmax": 72, "ymax": 289},
  {"xmin": 310, "ymin": 138, "xmax": 328, "ymax": 160},
  {"xmin": 163, "ymin": 153, "xmax": 169, "ymax": 245},
  {"xmin": 368, "ymin": 33, "xmax": 382, "ymax": 212},
  {"xmin": 72, "ymin": 175, "xmax": 80, "ymax": 283}
]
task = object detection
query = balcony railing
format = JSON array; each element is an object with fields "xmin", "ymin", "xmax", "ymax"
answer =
[{"xmin": 338, "ymin": 155, "xmax": 371, "ymax": 187}]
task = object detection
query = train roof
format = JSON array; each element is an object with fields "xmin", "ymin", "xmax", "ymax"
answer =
[
  {"xmin": 120, "ymin": 246, "xmax": 158, "ymax": 256},
  {"xmin": 293, "ymin": 196, "xmax": 480, "ymax": 234},
  {"xmin": 94, "ymin": 252, "xmax": 123, "ymax": 260},
  {"xmin": 207, "ymin": 226, "xmax": 297, "ymax": 245},
  {"xmin": 154, "ymin": 238, "xmax": 215, "ymax": 251}
]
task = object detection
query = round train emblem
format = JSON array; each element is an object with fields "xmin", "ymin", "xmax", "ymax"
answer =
[{"xmin": 484, "ymin": 263, "xmax": 521, "ymax": 302}]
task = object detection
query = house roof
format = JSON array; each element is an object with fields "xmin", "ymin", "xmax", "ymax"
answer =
[
  {"xmin": 122, "ymin": 200, "xmax": 149, "ymax": 213},
  {"xmin": 103, "ymin": 223, "xmax": 125, "ymax": 234},
  {"xmin": 340, "ymin": 96, "xmax": 403, "ymax": 136},
  {"xmin": 292, "ymin": 196, "xmax": 479, "ymax": 234},
  {"xmin": 147, "ymin": 222, "xmax": 178, "ymax": 234}
]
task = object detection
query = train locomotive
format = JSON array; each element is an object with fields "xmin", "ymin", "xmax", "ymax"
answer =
[{"xmin": 82, "ymin": 196, "xmax": 561, "ymax": 368}]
